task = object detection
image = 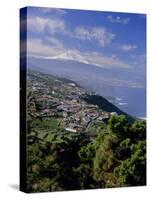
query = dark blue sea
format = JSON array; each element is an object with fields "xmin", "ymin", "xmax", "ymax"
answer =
[{"xmin": 96, "ymin": 87, "xmax": 146, "ymax": 119}]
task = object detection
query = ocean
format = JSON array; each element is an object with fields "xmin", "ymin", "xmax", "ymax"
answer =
[{"xmin": 96, "ymin": 87, "xmax": 146, "ymax": 118}]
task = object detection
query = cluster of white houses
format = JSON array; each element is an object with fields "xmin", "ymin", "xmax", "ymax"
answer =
[{"xmin": 28, "ymin": 71, "xmax": 118, "ymax": 133}]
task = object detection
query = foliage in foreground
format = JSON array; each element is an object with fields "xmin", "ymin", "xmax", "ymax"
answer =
[{"xmin": 27, "ymin": 115, "xmax": 146, "ymax": 192}]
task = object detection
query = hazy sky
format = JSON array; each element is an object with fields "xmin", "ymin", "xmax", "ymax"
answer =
[{"xmin": 23, "ymin": 7, "xmax": 146, "ymax": 81}]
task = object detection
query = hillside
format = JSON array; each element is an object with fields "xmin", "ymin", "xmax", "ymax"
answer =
[
  {"xmin": 27, "ymin": 69, "xmax": 133, "ymax": 136},
  {"xmin": 26, "ymin": 69, "xmax": 146, "ymax": 192},
  {"xmin": 82, "ymin": 94, "xmax": 134, "ymax": 122}
]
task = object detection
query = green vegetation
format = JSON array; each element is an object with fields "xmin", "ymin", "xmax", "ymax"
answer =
[
  {"xmin": 93, "ymin": 115, "xmax": 146, "ymax": 187},
  {"xmin": 26, "ymin": 71, "xmax": 146, "ymax": 192},
  {"xmin": 27, "ymin": 114, "xmax": 146, "ymax": 192},
  {"xmin": 87, "ymin": 120, "xmax": 106, "ymax": 137}
]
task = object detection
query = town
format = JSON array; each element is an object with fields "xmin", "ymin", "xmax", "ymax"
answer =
[{"xmin": 27, "ymin": 70, "xmax": 118, "ymax": 134}]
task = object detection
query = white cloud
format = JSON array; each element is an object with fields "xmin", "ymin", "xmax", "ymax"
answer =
[
  {"xmin": 107, "ymin": 15, "xmax": 130, "ymax": 25},
  {"xmin": 39, "ymin": 7, "xmax": 67, "ymax": 16},
  {"xmin": 75, "ymin": 26, "xmax": 115, "ymax": 47},
  {"xmin": 83, "ymin": 52, "xmax": 130, "ymax": 68},
  {"xmin": 120, "ymin": 44, "xmax": 137, "ymax": 52},
  {"xmin": 27, "ymin": 16, "xmax": 66, "ymax": 34},
  {"xmin": 46, "ymin": 37, "xmax": 64, "ymax": 49},
  {"xmin": 27, "ymin": 16, "xmax": 115, "ymax": 47},
  {"xmin": 27, "ymin": 38, "xmax": 130, "ymax": 69},
  {"xmin": 27, "ymin": 38, "xmax": 65, "ymax": 57}
]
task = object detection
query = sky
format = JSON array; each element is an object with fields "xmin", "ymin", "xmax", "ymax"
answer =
[{"xmin": 23, "ymin": 7, "xmax": 146, "ymax": 86}]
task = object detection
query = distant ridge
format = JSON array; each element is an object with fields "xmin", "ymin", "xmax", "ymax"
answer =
[{"xmin": 82, "ymin": 94, "xmax": 134, "ymax": 122}]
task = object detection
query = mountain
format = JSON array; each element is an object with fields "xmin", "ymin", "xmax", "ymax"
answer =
[
  {"xmin": 27, "ymin": 56, "xmax": 145, "ymax": 89},
  {"xmin": 44, "ymin": 50, "xmax": 89, "ymax": 65}
]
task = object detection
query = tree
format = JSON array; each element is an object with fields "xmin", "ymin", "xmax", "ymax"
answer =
[
  {"xmin": 108, "ymin": 115, "xmax": 128, "ymax": 138},
  {"xmin": 114, "ymin": 141, "xmax": 146, "ymax": 186},
  {"xmin": 93, "ymin": 115, "xmax": 146, "ymax": 188},
  {"xmin": 93, "ymin": 134, "xmax": 119, "ymax": 187},
  {"xmin": 27, "ymin": 132, "xmax": 91, "ymax": 192}
]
